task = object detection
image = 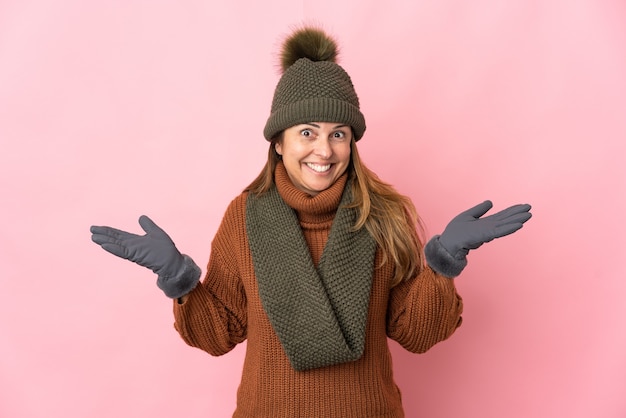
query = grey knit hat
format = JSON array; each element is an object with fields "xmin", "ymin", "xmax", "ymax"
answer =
[{"xmin": 263, "ymin": 27, "xmax": 366, "ymax": 141}]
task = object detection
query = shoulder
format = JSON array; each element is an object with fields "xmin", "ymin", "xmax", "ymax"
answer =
[
  {"xmin": 211, "ymin": 191, "xmax": 251, "ymax": 251},
  {"xmin": 220, "ymin": 191, "xmax": 250, "ymax": 226},
  {"xmin": 226, "ymin": 191, "xmax": 249, "ymax": 213}
]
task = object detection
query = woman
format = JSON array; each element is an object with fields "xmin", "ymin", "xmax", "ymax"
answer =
[{"xmin": 90, "ymin": 27, "xmax": 531, "ymax": 417}]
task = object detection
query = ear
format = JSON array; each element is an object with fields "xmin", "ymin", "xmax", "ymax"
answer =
[{"xmin": 274, "ymin": 141, "xmax": 283, "ymax": 156}]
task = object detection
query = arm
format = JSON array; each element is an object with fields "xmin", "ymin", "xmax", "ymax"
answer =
[
  {"xmin": 90, "ymin": 204, "xmax": 247, "ymax": 356},
  {"xmin": 387, "ymin": 200, "xmax": 531, "ymax": 352},
  {"xmin": 387, "ymin": 267, "xmax": 463, "ymax": 353},
  {"xmin": 172, "ymin": 196, "xmax": 249, "ymax": 356},
  {"xmin": 173, "ymin": 242, "xmax": 247, "ymax": 356}
]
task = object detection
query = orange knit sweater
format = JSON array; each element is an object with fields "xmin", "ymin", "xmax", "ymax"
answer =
[{"xmin": 173, "ymin": 163, "xmax": 463, "ymax": 417}]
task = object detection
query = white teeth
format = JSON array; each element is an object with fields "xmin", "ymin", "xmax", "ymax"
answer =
[{"xmin": 306, "ymin": 163, "xmax": 331, "ymax": 172}]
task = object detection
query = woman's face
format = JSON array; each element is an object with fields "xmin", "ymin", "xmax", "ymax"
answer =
[{"xmin": 275, "ymin": 122, "xmax": 352, "ymax": 196}]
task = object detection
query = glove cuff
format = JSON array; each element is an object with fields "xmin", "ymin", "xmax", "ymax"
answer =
[
  {"xmin": 424, "ymin": 235, "xmax": 468, "ymax": 278},
  {"xmin": 156, "ymin": 254, "xmax": 201, "ymax": 298}
]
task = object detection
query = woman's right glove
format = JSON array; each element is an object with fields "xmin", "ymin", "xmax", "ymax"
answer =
[
  {"xmin": 90, "ymin": 215, "xmax": 201, "ymax": 298},
  {"xmin": 424, "ymin": 200, "xmax": 532, "ymax": 278}
]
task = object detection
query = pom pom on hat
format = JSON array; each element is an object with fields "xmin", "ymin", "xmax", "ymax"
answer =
[
  {"xmin": 279, "ymin": 27, "xmax": 339, "ymax": 72},
  {"xmin": 264, "ymin": 26, "xmax": 366, "ymax": 141}
]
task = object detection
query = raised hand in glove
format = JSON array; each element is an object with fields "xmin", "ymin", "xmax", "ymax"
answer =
[
  {"xmin": 90, "ymin": 215, "xmax": 201, "ymax": 298},
  {"xmin": 424, "ymin": 200, "xmax": 532, "ymax": 278}
]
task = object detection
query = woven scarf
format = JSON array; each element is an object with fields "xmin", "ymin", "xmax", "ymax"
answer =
[{"xmin": 246, "ymin": 181, "xmax": 377, "ymax": 371}]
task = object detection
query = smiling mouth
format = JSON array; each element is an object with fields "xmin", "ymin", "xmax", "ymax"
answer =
[{"xmin": 306, "ymin": 163, "xmax": 332, "ymax": 173}]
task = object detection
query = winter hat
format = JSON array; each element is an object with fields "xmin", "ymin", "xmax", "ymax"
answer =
[{"xmin": 263, "ymin": 27, "xmax": 366, "ymax": 141}]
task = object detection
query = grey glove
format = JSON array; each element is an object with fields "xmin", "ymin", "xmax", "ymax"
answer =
[
  {"xmin": 90, "ymin": 215, "xmax": 201, "ymax": 298},
  {"xmin": 424, "ymin": 200, "xmax": 532, "ymax": 278}
]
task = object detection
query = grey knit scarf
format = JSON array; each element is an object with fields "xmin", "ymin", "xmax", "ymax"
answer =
[{"xmin": 246, "ymin": 183, "xmax": 377, "ymax": 371}]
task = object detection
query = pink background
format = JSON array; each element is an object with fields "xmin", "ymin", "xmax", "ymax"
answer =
[{"xmin": 1, "ymin": 1, "xmax": 625, "ymax": 417}]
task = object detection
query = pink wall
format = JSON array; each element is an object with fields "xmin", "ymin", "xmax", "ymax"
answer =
[{"xmin": 1, "ymin": 1, "xmax": 625, "ymax": 417}]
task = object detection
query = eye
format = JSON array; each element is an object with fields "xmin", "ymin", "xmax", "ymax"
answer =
[
  {"xmin": 331, "ymin": 130, "xmax": 349, "ymax": 141},
  {"xmin": 300, "ymin": 129, "xmax": 313, "ymax": 137}
]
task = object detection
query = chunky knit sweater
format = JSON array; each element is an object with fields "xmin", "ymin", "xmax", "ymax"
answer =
[{"xmin": 173, "ymin": 163, "xmax": 463, "ymax": 417}]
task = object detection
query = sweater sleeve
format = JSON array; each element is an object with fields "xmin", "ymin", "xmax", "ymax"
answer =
[
  {"xmin": 172, "ymin": 197, "xmax": 248, "ymax": 356},
  {"xmin": 386, "ymin": 266, "xmax": 463, "ymax": 353}
]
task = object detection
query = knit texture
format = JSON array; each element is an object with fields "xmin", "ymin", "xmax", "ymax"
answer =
[
  {"xmin": 246, "ymin": 172, "xmax": 376, "ymax": 371},
  {"xmin": 172, "ymin": 162, "xmax": 464, "ymax": 417},
  {"xmin": 263, "ymin": 58, "xmax": 366, "ymax": 141}
]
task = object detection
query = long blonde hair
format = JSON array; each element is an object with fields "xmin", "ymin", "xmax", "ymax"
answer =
[{"xmin": 245, "ymin": 138, "xmax": 425, "ymax": 286}]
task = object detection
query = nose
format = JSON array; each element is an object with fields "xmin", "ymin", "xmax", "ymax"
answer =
[{"xmin": 313, "ymin": 136, "xmax": 332, "ymax": 159}]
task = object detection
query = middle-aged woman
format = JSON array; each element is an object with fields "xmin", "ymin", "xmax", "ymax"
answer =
[{"xmin": 90, "ymin": 26, "xmax": 532, "ymax": 417}]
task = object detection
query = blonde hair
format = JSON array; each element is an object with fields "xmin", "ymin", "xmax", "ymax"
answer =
[{"xmin": 245, "ymin": 138, "xmax": 424, "ymax": 287}]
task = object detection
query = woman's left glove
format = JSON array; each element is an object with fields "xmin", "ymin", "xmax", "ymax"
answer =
[
  {"xmin": 90, "ymin": 215, "xmax": 201, "ymax": 298},
  {"xmin": 424, "ymin": 201, "xmax": 532, "ymax": 278}
]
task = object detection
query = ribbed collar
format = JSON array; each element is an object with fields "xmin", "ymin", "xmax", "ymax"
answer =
[{"xmin": 274, "ymin": 161, "xmax": 348, "ymax": 224}]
